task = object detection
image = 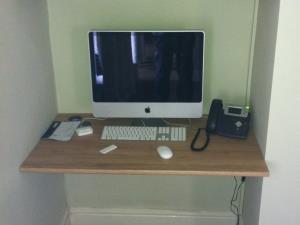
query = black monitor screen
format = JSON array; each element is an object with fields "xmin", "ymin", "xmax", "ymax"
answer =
[{"xmin": 89, "ymin": 31, "xmax": 204, "ymax": 103}]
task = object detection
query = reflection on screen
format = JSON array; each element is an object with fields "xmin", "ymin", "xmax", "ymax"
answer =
[{"xmin": 89, "ymin": 32, "xmax": 204, "ymax": 103}]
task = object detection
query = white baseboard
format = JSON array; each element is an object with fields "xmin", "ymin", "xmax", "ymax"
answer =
[{"xmin": 69, "ymin": 208, "xmax": 237, "ymax": 225}]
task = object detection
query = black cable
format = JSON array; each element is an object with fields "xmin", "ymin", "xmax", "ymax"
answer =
[
  {"xmin": 230, "ymin": 177, "xmax": 246, "ymax": 225},
  {"xmin": 190, "ymin": 128, "xmax": 210, "ymax": 151},
  {"xmin": 231, "ymin": 177, "xmax": 240, "ymax": 225}
]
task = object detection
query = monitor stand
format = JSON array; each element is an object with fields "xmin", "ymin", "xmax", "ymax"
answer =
[{"xmin": 130, "ymin": 118, "xmax": 167, "ymax": 127}]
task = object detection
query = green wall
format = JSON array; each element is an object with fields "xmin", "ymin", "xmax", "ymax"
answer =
[
  {"xmin": 65, "ymin": 175, "xmax": 235, "ymax": 211},
  {"xmin": 47, "ymin": 0, "xmax": 257, "ymax": 211},
  {"xmin": 48, "ymin": 0, "xmax": 257, "ymax": 113}
]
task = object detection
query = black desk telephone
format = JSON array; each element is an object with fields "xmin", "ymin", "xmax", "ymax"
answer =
[{"xmin": 191, "ymin": 99, "xmax": 250, "ymax": 151}]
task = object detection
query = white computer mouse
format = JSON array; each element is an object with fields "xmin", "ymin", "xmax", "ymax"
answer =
[{"xmin": 157, "ymin": 146, "xmax": 173, "ymax": 159}]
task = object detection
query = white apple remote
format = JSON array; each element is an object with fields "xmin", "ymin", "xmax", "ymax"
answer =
[{"xmin": 99, "ymin": 145, "xmax": 118, "ymax": 154}]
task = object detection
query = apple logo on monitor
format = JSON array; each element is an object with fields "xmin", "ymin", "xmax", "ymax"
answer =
[{"xmin": 145, "ymin": 107, "xmax": 151, "ymax": 113}]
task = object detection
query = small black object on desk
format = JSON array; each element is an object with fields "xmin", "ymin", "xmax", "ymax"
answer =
[{"xmin": 68, "ymin": 115, "xmax": 82, "ymax": 122}]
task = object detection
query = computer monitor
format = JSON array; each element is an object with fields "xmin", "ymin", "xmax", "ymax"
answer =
[{"xmin": 88, "ymin": 31, "xmax": 205, "ymax": 118}]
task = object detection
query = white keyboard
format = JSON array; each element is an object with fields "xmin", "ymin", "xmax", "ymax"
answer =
[{"xmin": 101, "ymin": 126, "xmax": 186, "ymax": 141}]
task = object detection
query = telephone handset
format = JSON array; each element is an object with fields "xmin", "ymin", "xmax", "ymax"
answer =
[
  {"xmin": 206, "ymin": 99, "xmax": 223, "ymax": 134},
  {"xmin": 191, "ymin": 99, "xmax": 223, "ymax": 151},
  {"xmin": 191, "ymin": 99, "xmax": 250, "ymax": 151}
]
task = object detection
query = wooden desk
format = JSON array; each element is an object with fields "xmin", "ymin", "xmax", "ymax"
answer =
[{"xmin": 20, "ymin": 114, "xmax": 269, "ymax": 177}]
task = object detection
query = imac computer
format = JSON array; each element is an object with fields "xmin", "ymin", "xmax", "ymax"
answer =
[{"xmin": 88, "ymin": 31, "xmax": 205, "ymax": 119}]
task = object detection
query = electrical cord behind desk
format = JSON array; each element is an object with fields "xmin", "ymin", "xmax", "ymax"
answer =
[{"xmin": 231, "ymin": 177, "xmax": 246, "ymax": 225}]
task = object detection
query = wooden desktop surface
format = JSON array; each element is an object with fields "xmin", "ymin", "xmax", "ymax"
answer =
[{"xmin": 20, "ymin": 114, "xmax": 269, "ymax": 177}]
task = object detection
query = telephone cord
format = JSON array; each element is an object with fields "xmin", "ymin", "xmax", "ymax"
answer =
[{"xmin": 190, "ymin": 128, "xmax": 210, "ymax": 151}]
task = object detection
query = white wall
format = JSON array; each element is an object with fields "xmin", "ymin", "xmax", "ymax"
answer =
[
  {"xmin": 249, "ymin": 0, "xmax": 280, "ymax": 156},
  {"xmin": 244, "ymin": 0, "xmax": 280, "ymax": 224},
  {"xmin": 258, "ymin": 1, "xmax": 300, "ymax": 224},
  {"xmin": 245, "ymin": 0, "xmax": 300, "ymax": 225},
  {"xmin": 0, "ymin": 1, "xmax": 67, "ymax": 225}
]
